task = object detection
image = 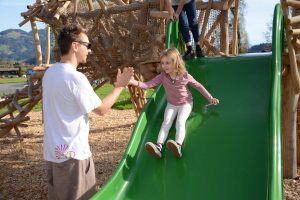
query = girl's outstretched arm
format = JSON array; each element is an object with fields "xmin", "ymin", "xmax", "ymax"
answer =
[
  {"xmin": 128, "ymin": 73, "xmax": 164, "ymax": 89},
  {"xmin": 187, "ymin": 73, "xmax": 219, "ymax": 105}
]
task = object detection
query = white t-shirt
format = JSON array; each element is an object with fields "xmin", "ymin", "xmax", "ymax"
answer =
[{"xmin": 42, "ymin": 63, "xmax": 102, "ymax": 163}]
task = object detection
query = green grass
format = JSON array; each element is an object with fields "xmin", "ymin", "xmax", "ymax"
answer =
[
  {"xmin": 0, "ymin": 45, "xmax": 11, "ymax": 53},
  {"xmin": 0, "ymin": 77, "xmax": 27, "ymax": 84},
  {"xmin": 0, "ymin": 83, "xmax": 155, "ymax": 112},
  {"xmin": 5, "ymin": 31, "xmax": 21, "ymax": 39}
]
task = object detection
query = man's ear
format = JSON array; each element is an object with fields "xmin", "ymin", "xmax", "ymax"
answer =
[{"xmin": 72, "ymin": 42, "xmax": 79, "ymax": 52}]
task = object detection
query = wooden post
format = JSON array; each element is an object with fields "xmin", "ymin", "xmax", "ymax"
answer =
[
  {"xmin": 281, "ymin": 0, "xmax": 299, "ymax": 178},
  {"xmin": 87, "ymin": 0, "xmax": 95, "ymax": 11},
  {"xmin": 231, "ymin": 0, "xmax": 239, "ymax": 56},
  {"xmin": 200, "ymin": 0, "xmax": 212, "ymax": 47},
  {"xmin": 282, "ymin": 69, "xmax": 298, "ymax": 178},
  {"xmin": 294, "ymin": 5, "xmax": 300, "ymax": 168},
  {"xmin": 45, "ymin": 25, "xmax": 51, "ymax": 65},
  {"xmin": 73, "ymin": 0, "xmax": 79, "ymax": 15},
  {"xmin": 220, "ymin": 9, "xmax": 229, "ymax": 55},
  {"xmin": 30, "ymin": 20, "xmax": 42, "ymax": 66},
  {"xmin": 97, "ymin": 0, "xmax": 106, "ymax": 10},
  {"xmin": 160, "ymin": 0, "xmax": 165, "ymax": 11},
  {"xmin": 298, "ymin": 98, "xmax": 300, "ymax": 166},
  {"xmin": 199, "ymin": 0, "xmax": 212, "ymax": 47}
]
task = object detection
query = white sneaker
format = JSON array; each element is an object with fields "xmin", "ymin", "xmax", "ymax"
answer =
[
  {"xmin": 145, "ymin": 142, "xmax": 162, "ymax": 158},
  {"xmin": 167, "ymin": 140, "xmax": 182, "ymax": 158}
]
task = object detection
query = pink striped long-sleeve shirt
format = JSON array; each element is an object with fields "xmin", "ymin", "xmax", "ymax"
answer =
[{"xmin": 139, "ymin": 71, "xmax": 213, "ymax": 106}]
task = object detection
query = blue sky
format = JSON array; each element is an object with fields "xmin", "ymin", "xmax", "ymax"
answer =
[{"xmin": 0, "ymin": 0, "xmax": 280, "ymax": 46}]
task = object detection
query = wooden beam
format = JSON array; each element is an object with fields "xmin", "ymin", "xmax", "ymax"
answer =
[
  {"xmin": 231, "ymin": 0, "xmax": 240, "ymax": 56},
  {"xmin": 289, "ymin": 28, "xmax": 300, "ymax": 35},
  {"xmin": 87, "ymin": 0, "xmax": 95, "ymax": 11},
  {"xmin": 282, "ymin": 4, "xmax": 300, "ymax": 93},
  {"xmin": 204, "ymin": 13, "xmax": 221, "ymax": 40},
  {"xmin": 73, "ymin": 0, "xmax": 79, "ymax": 15},
  {"xmin": 160, "ymin": 0, "xmax": 164, "ymax": 11},
  {"xmin": 285, "ymin": 0, "xmax": 300, "ymax": 8},
  {"xmin": 19, "ymin": 7, "xmax": 42, "ymax": 27},
  {"xmin": 30, "ymin": 20, "xmax": 43, "ymax": 66},
  {"xmin": 197, "ymin": 9, "xmax": 205, "ymax": 25},
  {"xmin": 221, "ymin": 0, "xmax": 235, "ymax": 10},
  {"xmin": 196, "ymin": 0, "xmax": 227, "ymax": 11},
  {"xmin": 0, "ymin": 116, "xmax": 30, "ymax": 129},
  {"xmin": 203, "ymin": 38, "xmax": 220, "ymax": 55},
  {"xmin": 96, "ymin": 0, "xmax": 106, "ymax": 11},
  {"xmin": 150, "ymin": 10, "xmax": 169, "ymax": 19},
  {"xmin": 220, "ymin": 10, "xmax": 229, "ymax": 55},
  {"xmin": 199, "ymin": 0, "xmax": 212, "ymax": 47},
  {"xmin": 11, "ymin": 90, "xmax": 23, "ymax": 112},
  {"xmin": 45, "ymin": 25, "xmax": 51, "ymax": 65},
  {"xmin": 281, "ymin": 0, "xmax": 300, "ymax": 178},
  {"xmin": 54, "ymin": 1, "xmax": 71, "ymax": 20},
  {"xmin": 288, "ymin": 15, "xmax": 300, "ymax": 24}
]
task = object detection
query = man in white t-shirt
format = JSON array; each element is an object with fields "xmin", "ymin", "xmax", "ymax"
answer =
[{"xmin": 42, "ymin": 24, "xmax": 134, "ymax": 200}]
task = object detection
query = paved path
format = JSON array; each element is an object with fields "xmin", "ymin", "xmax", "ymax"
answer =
[{"xmin": 0, "ymin": 83, "xmax": 27, "ymax": 94}]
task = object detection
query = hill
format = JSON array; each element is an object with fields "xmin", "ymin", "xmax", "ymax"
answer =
[
  {"xmin": 248, "ymin": 43, "xmax": 272, "ymax": 53},
  {"xmin": 0, "ymin": 28, "xmax": 271, "ymax": 63},
  {"xmin": 0, "ymin": 29, "xmax": 53, "ymax": 64}
]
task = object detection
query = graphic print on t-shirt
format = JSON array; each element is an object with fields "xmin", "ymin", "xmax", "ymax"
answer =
[{"xmin": 55, "ymin": 144, "xmax": 75, "ymax": 159}]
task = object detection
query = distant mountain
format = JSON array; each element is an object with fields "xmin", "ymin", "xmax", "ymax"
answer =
[
  {"xmin": 0, "ymin": 28, "xmax": 53, "ymax": 64},
  {"xmin": 248, "ymin": 43, "xmax": 272, "ymax": 53}
]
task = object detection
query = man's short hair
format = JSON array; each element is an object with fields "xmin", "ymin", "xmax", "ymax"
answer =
[{"xmin": 57, "ymin": 24, "xmax": 86, "ymax": 56}]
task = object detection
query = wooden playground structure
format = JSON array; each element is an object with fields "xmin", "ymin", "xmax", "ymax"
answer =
[
  {"xmin": 0, "ymin": 0, "xmax": 300, "ymax": 179},
  {"xmin": 0, "ymin": 0, "xmax": 240, "ymax": 137}
]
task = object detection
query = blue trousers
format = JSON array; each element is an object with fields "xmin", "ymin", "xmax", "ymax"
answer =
[{"xmin": 173, "ymin": 0, "xmax": 199, "ymax": 44}]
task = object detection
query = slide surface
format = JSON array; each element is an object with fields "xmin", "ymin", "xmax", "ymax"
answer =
[{"xmin": 92, "ymin": 4, "xmax": 283, "ymax": 200}]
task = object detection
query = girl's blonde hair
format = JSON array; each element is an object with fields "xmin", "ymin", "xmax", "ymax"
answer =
[{"xmin": 160, "ymin": 47, "xmax": 186, "ymax": 75}]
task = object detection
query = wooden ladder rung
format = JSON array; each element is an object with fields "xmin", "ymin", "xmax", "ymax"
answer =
[
  {"xmin": 289, "ymin": 29, "xmax": 300, "ymax": 35},
  {"xmin": 292, "ymin": 38, "xmax": 300, "ymax": 49},
  {"xmin": 288, "ymin": 15, "xmax": 300, "ymax": 24},
  {"xmin": 285, "ymin": 0, "xmax": 300, "ymax": 8}
]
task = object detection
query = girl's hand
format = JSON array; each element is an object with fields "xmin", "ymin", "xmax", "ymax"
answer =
[
  {"xmin": 210, "ymin": 97, "xmax": 219, "ymax": 105},
  {"xmin": 128, "ymin": 77, "xmax": 136, "ymax": 86},
  {"xmin": 128, "ymin": 77, "xmax": 140, "ymax": 87}
]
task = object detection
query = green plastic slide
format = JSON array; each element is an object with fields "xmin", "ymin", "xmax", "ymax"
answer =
[{"xmin": 92, "ymin": 4, "xmax": 283, "ymax": 200}]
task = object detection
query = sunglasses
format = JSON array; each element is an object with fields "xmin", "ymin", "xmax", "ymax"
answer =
[{"xmin": 75, "ymin": 41, "xmax": 91, "ymax": 50}]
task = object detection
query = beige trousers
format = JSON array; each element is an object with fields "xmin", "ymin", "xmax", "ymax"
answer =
[{"xmin": 46, "ymin": 157, "xmax": 96, "ymax": 200}]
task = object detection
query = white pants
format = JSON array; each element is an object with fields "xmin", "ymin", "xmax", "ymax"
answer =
[{"xmin": 157, "ymin": 102, "xmax": 193, "ymax": 145}]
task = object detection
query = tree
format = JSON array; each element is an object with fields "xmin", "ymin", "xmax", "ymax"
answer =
[{"xmin": 263, "ymin": 17, "xmax": 272, "ymax": 43}]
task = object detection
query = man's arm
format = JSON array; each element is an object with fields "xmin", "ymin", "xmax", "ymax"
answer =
[{"xmin": 93, "ymin": 67, "xmax": 134, "ymax": 115}]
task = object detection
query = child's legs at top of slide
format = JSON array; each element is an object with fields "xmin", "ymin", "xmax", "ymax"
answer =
[
  {"xmin": 175, "ymin": 102, "xmax": 193, "ymax": 145},
  {"xmin": 173, "ymin": 5, "xmax": 191, "ymax": 44},
  {"xmin": 157, "ymin": 103, "xmax": 179, "ymax": 144},
  {"xmin": 183, "ymin": 0, "xmax": 199, "ymax": 44}
]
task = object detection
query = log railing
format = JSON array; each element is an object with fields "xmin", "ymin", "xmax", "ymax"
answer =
[{"xmin": 197, "ymin": 0, "xmax": 239, "ymax": 56}]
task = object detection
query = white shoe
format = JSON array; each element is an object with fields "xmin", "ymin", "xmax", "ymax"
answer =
[
  {"xmin": 145, "ymin": 142, "xmax": 162, "ymax": 158},
  {"xmin": 167, "ymin": 140, "xmax": 182, "ymax": 158}
]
